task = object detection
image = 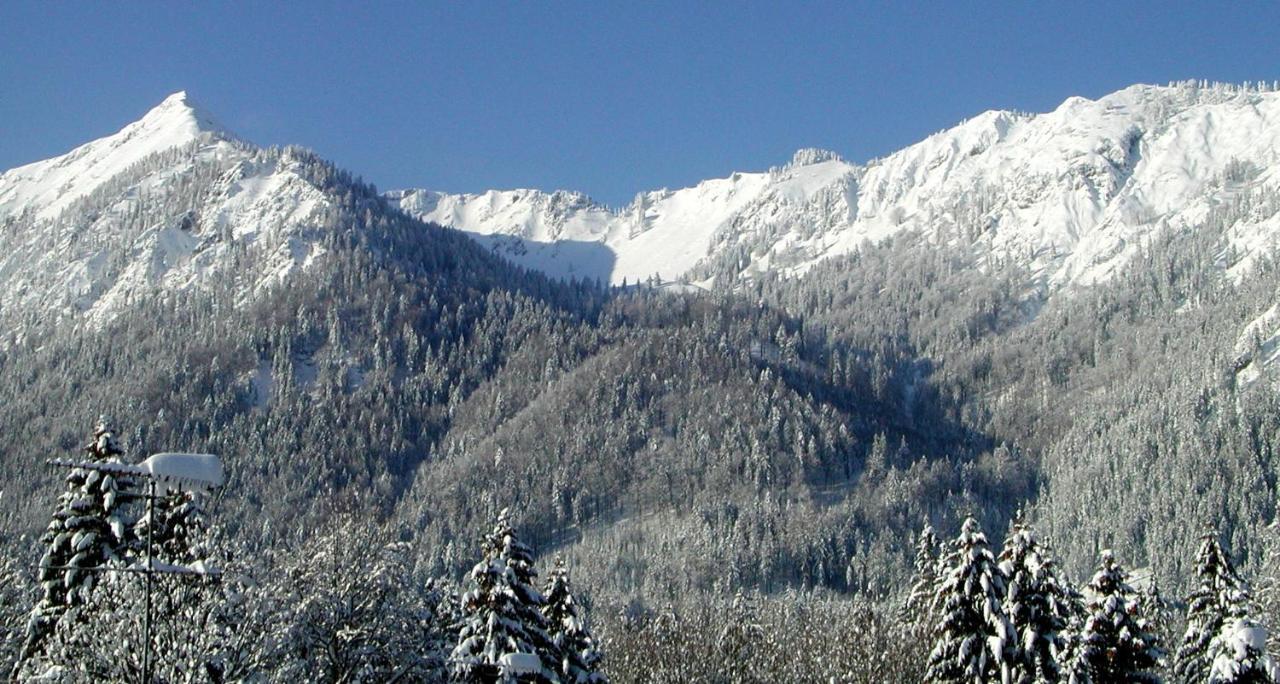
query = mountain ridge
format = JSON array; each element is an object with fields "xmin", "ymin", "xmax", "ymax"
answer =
[
  {"xmin": 0, "ymin": 91, "xmax": 231, "ymax": 223},
  {"xmin": 390, "ymin": 81, "xmax": 1280, "ymax": 296}
]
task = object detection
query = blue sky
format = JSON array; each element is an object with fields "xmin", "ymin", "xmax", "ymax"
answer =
[{"xmin": 2, "ymin": 2, "xmax": 1279, "ymax": 206}]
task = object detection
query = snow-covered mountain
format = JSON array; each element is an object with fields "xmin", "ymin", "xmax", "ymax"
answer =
[
  {"xmin": 0, "ymin": 92, "xmax": 339, "ymax": 333},
  {"xmin": 391, "ymin": 81, "xmax": 1280, "ymax": 294},
  {"xmin": 0, "ymin": 92, "xmax": 230, "ymax": 222},
  {"xmin": 8, "ymin": 82, "xmax": 1280, "ymax": 358}
]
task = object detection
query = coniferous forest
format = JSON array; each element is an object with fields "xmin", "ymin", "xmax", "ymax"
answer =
[{"xmin": 6, "ymin": 85, "xmax": 1280, "ymax": 681}]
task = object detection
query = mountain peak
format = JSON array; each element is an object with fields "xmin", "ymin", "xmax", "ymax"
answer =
[
  {"xmin": 0, "ymin": 90, "xmax": 236, "ymax": 221},
  {"xmin": 788, "ymin": 148, "xmax": 844, "ymax": 167},
  {"xmin": 132, "ymin": 90, "xmax": 228, "ymax": 139}
]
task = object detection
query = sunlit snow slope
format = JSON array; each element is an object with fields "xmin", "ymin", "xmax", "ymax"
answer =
[
  {"xmin": 391, "ymin": 82, "xmax": 1280, "ymax": 293},
  {"xmin": 0, "ymin": 92, "xmax": 230, "ymax": 222},
  {"xmin": 0, "ymin": 93, "xmax": 336, "ymax": 333}
]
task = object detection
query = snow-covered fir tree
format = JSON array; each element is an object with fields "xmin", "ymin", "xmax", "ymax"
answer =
[
  {"xmin": 1208, "ymin": 618, "xmax": 1280, "ymax": 683},
  {"xmin": 927, "ymin": 516, "xmax": 1014, "ymax": 683},
  {"xmin": 1258, "ymin": 525, "xmax": 1280, "ymax": 656},
  {"xmin": 0, "ymin": 527, "xmax": 30, "ymax": 673},
  {"xmin": 999, "ymin": 518, "xmax": 1080, "ymax": 683},
  {"xmin": 1176, "ymin": 532, "xmax": 1252, "ymax": 683},
  {"xmin": 14, "ymin": 419, "xmax": 138, "ymax": 673},
  {"xmin": 452, "ymin": 508, "xmax": 558, "ymax": 683},
  {"xmin": 1067, "ymin": 550, "xmax": 1162, "ymax": 684},
  {"xmin": 901, "ymin": 523, "xmax": 939, "ymax": 630},
  {"xmin": 140, "ymin": 488, "xmax": 209, "ymax": 566},
  {"xmin": 28, "ymin": 563, "xmax": 244, "ymax": 683},
  {"xmin": 542, "ymin": 556, "xmax": 607, "ymax": 683}
]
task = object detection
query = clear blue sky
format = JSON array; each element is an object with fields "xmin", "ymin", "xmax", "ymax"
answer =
[{"xmin": 2, "ymin": 2, "xmax": 1278, "ymax": 207}]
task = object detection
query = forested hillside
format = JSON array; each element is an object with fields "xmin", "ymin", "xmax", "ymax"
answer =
[{"xmin": 5, "ymin": 85, "xmax": 1280, "ymax": 681}]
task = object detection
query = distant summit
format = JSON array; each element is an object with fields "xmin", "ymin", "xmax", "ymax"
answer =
[
  {"xmin": 0, "ymin": 91, "xmax": 232, "ymax": 221},
  {"xmin": 137, "ymin": 90, "xmax": 228, "ymax": 138},
  {"xmin": 787, "ymin": 148, "xmax": 844, "ymax": 167},
  {"xmin": 393, "ymin": 81, "xmax": 1280, "ymax": 294}
]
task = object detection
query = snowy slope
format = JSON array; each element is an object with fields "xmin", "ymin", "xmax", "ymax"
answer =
[
  {"xmin": 0, "ymin": 93, "xmax": 336, "ymax": 334},
  {"xmin": 391, "ymin": 82, "xmax": 1280, "ymax": 292},
  {"xmin": 390, "ymin": 150, "xmax": 846, "ymax": 285},
  {"xmin": 0, "ymin": 92, "xmax": 230, "ymax": 222},
  {"xmin": 9, "ymin": 83, "xmax": 1280, "ymax": 372}
]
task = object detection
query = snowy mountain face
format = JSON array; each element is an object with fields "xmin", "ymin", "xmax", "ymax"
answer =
[
  {"xmin": 0, "ymin": 93, "xmax": 338, "ymax": 335},
  {"xmin": 0, "ymin": 92, "xmax": 230, "ymax": 222},
  {"xmin": 390, "ymin": 82, "xmax": 1280, "ymax": 296},
  {"xmin": 8, "ymin": 83, "xmax": 1280, "ymax": 372}
]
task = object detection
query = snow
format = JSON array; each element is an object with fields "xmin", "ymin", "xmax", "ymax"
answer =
[
  {"xmin": 140, "ymin": 452, "xmax": 224, "ymax": 490},
  {"xmin": 251, "ymin": 359, "xmax": 275, "ymax": 408},
  {"xmin": 392, "ymin": 82, "xmax": 1280, "ymax": 297},
  {"xmin": 1209, "ymin": 619, "xmax": 1280, "ymax": 683},
  {"xmin": 0, "ymin": 96, "xmax": 336, "ymax": 332},
  {"xmin": 497, "ymin": 652, "xmax": 543, "ymax": 675},
  {"xmin": 9, "ymin": 83, "xmax": 1280, "ymax": 351},
  {"xmin": 129, "ymin": 558, "xmax": 222, "ymax": 577},
  {"xmin": 47, "ymin": 452, "xmax": 224, "ymax": 492},
  {"xmin": 0, "ymin": 92, "xmax": 228, "ymax": 222}
]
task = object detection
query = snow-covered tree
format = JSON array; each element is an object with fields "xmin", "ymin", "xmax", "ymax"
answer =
[
  {"xmin": 452, "ymin": 507, "xmax": 558, "ymax": 683},
  {"xmin": 1208, "ymin": 618, "xmax": 1280, "ymax": 684},
  {"xmin": 901, "ymin": 523, "xmax": 940, "ymax": 630},
  {"xmin": 0, "ymin": 529, "xmax": 32, "ymax": 674},
  {"xmin": 264, "ymin": 518, "xmax": 448, "ymax": 682},
  {"xmin": 1176, "ymin": 532, "xmax": 1251, "ymax": 682},
  {"xmin": 14, "ymin": 419, "xmax": 138, "ymax": 672},
  {"xmin": 1068, "ymin": 550, "xmax": 1162, "ymax": 684},
  {"xmin": 542, "ymin": 556, "xmax": 606, "ymax": 683},
  {"xmin": 25, "ymin": 562, "xmax": 247, "ymax": 683},
  {"xmin": 140, "ymin": 487, "xmax": 209, "ymax": 566},
  {"xmin": 927, "ymin": 516, "xmax": 1014, "ymax": 683},
  {"xmin": 999, "ymin": 519, "xmax": 1080, "ymax": 683}
]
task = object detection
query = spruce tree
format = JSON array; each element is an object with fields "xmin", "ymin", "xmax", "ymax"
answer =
[
  {"xmin": 140, "ymin": 488, "xmax": 209, "ymax": 566},
  {"xmin": 1176, "ymin": 532, "xmax": 1251, "ymax": 683},
  {"xmin": 542, "ymin": 557, "xmax": 607, "ymax": 683},
  {"xmin": 999, "ymin": 520, "xmax": 1080, "ymax": 683},
  {"xmin": 452, "ymin": 508, "xmax": 558, "ymax": 683},
  {"xmin": 901, "ymin": 523, "xmax": 939, "ymax": 630},
  {"xmin": 1207, "ymin": 618, "xmax": 1280, "ymax": 683},
  {"xmin": 14, "ymin": 419, "xmax": 138, "ymax": 672},
  {"xmin": 1070, "ymin": 550, "xmax": 1162, "ymax": 684},
  {"xmin": 926, "ymin": 516, "xmax": 1014, "ymax": 683}
]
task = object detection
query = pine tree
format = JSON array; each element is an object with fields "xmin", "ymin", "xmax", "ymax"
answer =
[
  {"xmin": 0, "ymin": 529, "xmax": 30, "ymax": 674},
  {"xmin": 141, "ymin": 488, "xmax": 209, "ymax": 566},
  {"xmin": 901, "ymin": 523, "xmax": 939, "ymax": 630},
  {"xmin": 542, "ymin": 557, "xmax": 607, "ymax": 683},
  {"xmin": 1176, "ymin": 532, "xmax": 1251, "ymax": 683},
  {"xmin": 927, "ymin": 516, "xmax": 1015, "ymax": 683},
  {"xmin": 1207, "ymin": 618, "xmax": 1280, "ymax": 683},
  {"xmin": 14, "ymin": 419, "xmax": 138, "ymax": 673},
  {"xmin": 1069, "ymin": 550, "xmax": 1162, "ymax": 684},
  {"xmin": 999, "ymin": 519, "xmax": 1080, "ymax": 683},
  {"xmin": 452, "ymin": 508, "xmax": 558, "ymax": 683}
]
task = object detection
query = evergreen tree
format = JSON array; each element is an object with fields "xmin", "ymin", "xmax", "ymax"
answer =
[
  {"xmin": 14, "ymin": 419, "xmax": 138, "ymax": 673},
  {"xmin": 0, "ymin": 530, "xmax": 30, "ymax": 674},
  {"xmin": 1069, "ymin": 550, "xmax": 1162, "ymax": 684},
  {"xmin": 542, "ymin": 557, "xmax": 607, "ymax": 683},
  {"xmin": 452, "ymin": 508, "xmax": 558, "ymax": 683},
  {"xmin": 1176, "ymin": 532, "xmax": 1251, "ymax": 683},
  {"xmin": 901, "ymin": 523, "xmax": 939, "ymax": 630},
  {"xmin": 927, "ymin": 516, "xmax": 1015, "ymax": 683},
  {"xmin": 1207, "ymin": 618, "xmax": 1280, "ymax": 684},
  {"xmin": 999, "ymin": 519, "xmax": 1080, "ymax": 683},
  {"xmin": 140, "ymin": 488, "xmax": 209, "ymax": 566}
]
